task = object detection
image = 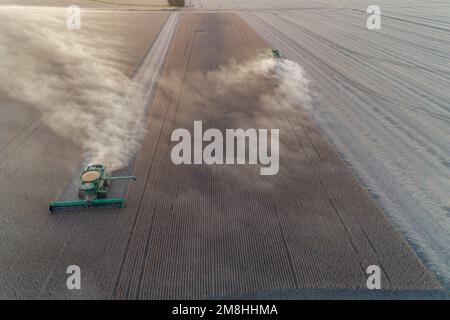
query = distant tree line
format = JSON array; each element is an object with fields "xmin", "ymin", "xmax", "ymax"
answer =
[{"xmin": 168, "ymin": 0, "xmax": 185, "ymax": 7}]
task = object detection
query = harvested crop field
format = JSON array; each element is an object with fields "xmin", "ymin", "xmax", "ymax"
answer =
[
  {"xmin": 0, "ymin": 9, "xmax": 170, "ymax": 299},
  {"xmin": 237, "ymin": 0, "xmax": 450, "ymax": 287},
  {"xmin": 109, "ymin": 12, "xmax": 443, "ymax": 299},
  {"xmin": 0, "ymin": 2, "xmax": 448, "ymax": 300}
]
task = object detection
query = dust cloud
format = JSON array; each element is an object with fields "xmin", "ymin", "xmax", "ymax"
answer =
[
  {"xmin": 208, "ymin": 56, "xmax": 311, "ymax": 112},
  {"xmin": 0, "ymin": 7, "xmax": 311, "ymax": 172},
  {"xmin": 0, "ymin": 7, "xmax": 146, "ymax": 171}
]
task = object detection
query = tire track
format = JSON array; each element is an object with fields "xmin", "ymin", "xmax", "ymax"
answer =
[
  {"xmin": 112, "ymin": 12, "xmax": 180, "ymax": 299},
  {"xmin": 0, "ymin": 121, "xmax": 43, "ymax": 167}
]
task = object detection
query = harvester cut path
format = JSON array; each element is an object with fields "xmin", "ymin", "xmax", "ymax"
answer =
[{"xmin": 49, "ymin": 164, "xmax": 136, "ymax": 212}]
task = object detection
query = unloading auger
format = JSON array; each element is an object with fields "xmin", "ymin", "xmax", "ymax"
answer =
[{"xmin": 49, "ymin": 164, "xmax": 136, "ymax": 212}]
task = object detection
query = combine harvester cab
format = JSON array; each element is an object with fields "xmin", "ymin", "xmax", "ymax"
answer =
[{"xmin": 49, "ymin": 164, "xmax": 136, "ymax": 212}]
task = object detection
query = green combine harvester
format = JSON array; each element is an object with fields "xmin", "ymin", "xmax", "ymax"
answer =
[
  {"xmin": 271, "ymin": 48, "xmax": 285, "ymax": 59},
  {"xmin": 49, "ymin": 164, "xmax": 136, "ymax": 212}
]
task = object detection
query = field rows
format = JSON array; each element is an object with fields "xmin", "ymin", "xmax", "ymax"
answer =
[{"xmin": 239, "ymin": 1, "xmax": 450, "ymax": 286}]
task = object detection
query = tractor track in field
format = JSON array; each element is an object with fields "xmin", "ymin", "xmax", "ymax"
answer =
[
  {"xmin": 111, "ymin": 12, "xmax": 181, "ymax": 299},
  {"xmin": 133, "ymin": 31, "xmax": 194, "ymax": 298},
  {"xmin": 0, "ymin": 121, "xmax": 43, "ymax": 167}
]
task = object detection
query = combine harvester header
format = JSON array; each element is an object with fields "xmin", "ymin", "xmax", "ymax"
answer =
[{"xmin": 49, "ymin": 164, "xmax": 136, "ymax": 212}]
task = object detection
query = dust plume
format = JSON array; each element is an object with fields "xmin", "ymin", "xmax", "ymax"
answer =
[
  {"xmin": 0, "ymin": 7, "xmax": 311, "ymax": 172},
  {"xmin": 166, "ymin": 54, "xmax": 312, "ymax": 129},
  {"xmin": 209, "ymin": 56, "xmax": 311, "ymax": 111},
  {"xmin": 0, "ymin": 8, "xmax": 147, "ymax": 171}
]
